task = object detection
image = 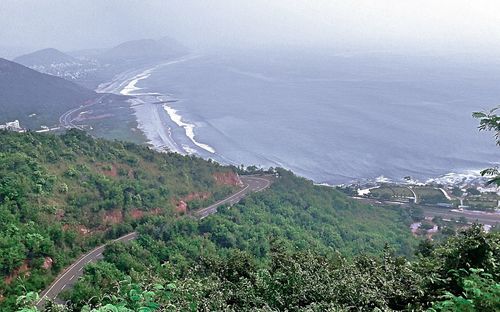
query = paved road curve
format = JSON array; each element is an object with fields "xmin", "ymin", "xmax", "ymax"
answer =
[
  {"xmin": 36, "ymin": 174, "xmax": 273, "ymax": 308},
  {"xmin": 59, "ymin": 94, "xmax": 110, "ymax": 130},
  {"xmin": 36, "ymin": 232, "xmax": 138, "ymax": 308},
  {"xmin": 194, "ymin": 175, "xmax": 272, "ymax": 219}
]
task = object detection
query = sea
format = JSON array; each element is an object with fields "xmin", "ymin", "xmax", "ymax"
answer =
[{"xmin": 109, "ymin": 49, "xmax": 500, "ymax": 185}]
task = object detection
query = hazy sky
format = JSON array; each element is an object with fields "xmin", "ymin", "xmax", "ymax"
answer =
[{"xmin": 2, "ymin": 0, "xmax": 500, "ymax": 54}]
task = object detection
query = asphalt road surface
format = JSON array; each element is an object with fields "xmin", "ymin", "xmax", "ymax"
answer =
[
  {"xmin": 35, "ymin": 232, "xmax": 138, "ymax": 308},
  {"xmin": 59, "ymin": 94, "xmax": 108, "ymax": 130},
  {"xmin": 36, "ymin": 174, "xmax": 273, "ymax": 308},
  {"xmin": 194, "ymin": 175, "xmax": 272, "ymax": 219}
]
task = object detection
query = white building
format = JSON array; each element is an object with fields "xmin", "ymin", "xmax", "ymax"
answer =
[{"xmin": 0, "ymin": 120, "xmax": 25, "ymax": 132}]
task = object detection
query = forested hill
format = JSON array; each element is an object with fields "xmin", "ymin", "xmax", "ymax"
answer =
[
  {"xmin": 0, "ymin": 129, "xmax": 239, "ymax": 309},
  {"xmin": 32, "ymin": 169, "xmax": 500, "ymax": 311},
  {"xmin": 3, "ymin": 130, "xmax": 499, "ymax": 311},
  {"xmin": 0, "ymin": 58, "xmax": 99, "ymax": 129},
  {"xmin": 14, "ymin": 48, "xmax": 78, "ymax": 67}
]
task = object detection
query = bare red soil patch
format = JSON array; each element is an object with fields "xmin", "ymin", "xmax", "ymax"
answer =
[
  {"xmin": 182, "ymin": 192, "xmax": 211, "ymax": 202},
  {"xmin": 176, "ymin": 201, "xmax": 188, "ymax": 214},
  {"xmin": 98, "ymin": 163, "xmax": 118, "ymax": 177},
  {"xmin": 4, "ymin": 260, "xmax": 30, "ymax": 285},
  {"xmin": 103, "ymin": 209, "xmax": 123, "ymax": 225},
  {"xmin": 129, "ymin": 209, "xmax": 144, "ymax": 220},
  {"xmin": 213, "ymin": 172, "xmax": 242, "ymax": 186}
]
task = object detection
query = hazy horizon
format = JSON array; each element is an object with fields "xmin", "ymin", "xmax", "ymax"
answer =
[
  {"xmin": 1, "ymin": 0, "xmax": 499, "ymax": 183},
  {"xmin": 2, "ymin": 0, "xmax": 500, "ymax": 58}
]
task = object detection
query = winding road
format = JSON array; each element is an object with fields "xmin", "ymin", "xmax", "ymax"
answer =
[
  {"xmin": 36, "ymin": 175, "xmax": 273, "ymax": 308},
  {"xmin": 194, "ymin": 175, "xmax": 272, "ymax": 219},
  {"xmin": 59, "ymin": 94, "xmax": 109, "ymax": 130}
]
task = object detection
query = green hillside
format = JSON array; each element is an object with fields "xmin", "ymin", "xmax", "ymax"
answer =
[
  {"xmin": 0, "ymin": 58, "xmax": 99, "ymax": 129},
  {"xmin": 0, "ymin": 129, "xmax": 238, "ymax": 309},
  {"xmin": 48, "ymin": 171, "xmax": 498, "ymax": 311},
  {"xmin": 63, "ymin": 225, "xmax": 499, "ymax": 311},
  {"xmin": 3, "ymin": 130, "xmax": 498, "ymax": 311}
]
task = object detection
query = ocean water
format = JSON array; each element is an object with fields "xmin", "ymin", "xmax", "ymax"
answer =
[{"xmin": 128, "ymin": 50, "xmax": 499, "ymax": 184}]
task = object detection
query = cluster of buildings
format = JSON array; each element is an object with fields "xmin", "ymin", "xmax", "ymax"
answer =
[{"xmin": 0, "ymin": 120, "xmax": 25, "ymax": 132}]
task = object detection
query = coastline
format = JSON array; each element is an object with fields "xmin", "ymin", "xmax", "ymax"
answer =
[
  {"xmin": 95, "ymin": 55, "xmax": 218, "ymax": 157},
  {"xmin": 93, "ymin": 55, "xmax": 499, "ymax": 186}
]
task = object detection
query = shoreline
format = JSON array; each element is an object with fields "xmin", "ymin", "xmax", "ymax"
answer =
[
  {"xmin": 161, "ymin": 102, "xmax": 216, "ymax": 154},
  {"xmin": 97, "ymin": 55, "xmax": 218, "ymax": 157},
  {"xmin": 93, "ymin": 57, "xmax": 499, "ymax": 187},
  {"xmin": 320, "ymin": 169, "xmax": 494, "ymax": 188}
]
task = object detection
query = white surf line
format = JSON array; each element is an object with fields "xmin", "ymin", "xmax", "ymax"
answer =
[
  {"xmin": 119, "ymin": 55, "xmax": 199, "ymax": 96},
  {"xmin": 114, "ymin": 55, "xmax": 216, "ymax": 155},
  {"xmin": 129, "ymin": 97, "xmax": 182, "ymax": 154},
  {"xmin": 118, "ymin": 74, "xmax": 182, "ymax": 153},
  {"xmin": 162, "ymin": 104, "xmax": 216, "ymax": 154},
  {"xmin": 96, "ymin": 73, "xmax": 132, "ymax": 93},
  {"xmin": 120, "ymin": 72, "xmax": 151, "ymax": 96},
  {"xmin": 151, "ymin": 100, "xmax": 184, "ymax": 154}
]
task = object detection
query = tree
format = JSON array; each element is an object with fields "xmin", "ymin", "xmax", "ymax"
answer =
[
  {"xmin": 466, "ymin": 188, "xmax": 480, "ymax": 196},
  {"xmin": 430, "ymin": 269, "xmax": 500, "ymax": 312},
  {"xmin": 473, "ymin": 107, "xmax": 500, "ymax": 186},
  {"xmin": 451, "ymin": 187, "xmax": 463, "ymax": 197}
]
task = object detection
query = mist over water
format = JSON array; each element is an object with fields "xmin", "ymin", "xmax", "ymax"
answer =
[
  {"xmin": 3, "ymin": 1, "xmax": 500, "ymax": 184},
  {"xmin": 131, "ymin": 50, "xmax": 499, "ymax": 184}
]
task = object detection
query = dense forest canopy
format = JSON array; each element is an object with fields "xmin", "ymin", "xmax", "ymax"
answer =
[
  {"xmin": 1, "ymin": 123, "xmax": 499, "ymax": 311},
  {"xmin": 59, "ymin": 225, "xmax": 498, "ymax": 311},
  {"xmin": 0, "ymin": 129, "xmax": 237, "ymax": 310}
]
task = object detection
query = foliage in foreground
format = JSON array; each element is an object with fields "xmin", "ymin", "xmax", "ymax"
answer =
[
  {"xmin": 473, "ymin": 107, "xmax": 500, "ymax": 186},
  {"xmin": 17, "ymin": 226, "xmax": 500, "ymax": 311},
  {"xmin": 28, "ymin": 170, "xmax": 499, "ymax": 311}
]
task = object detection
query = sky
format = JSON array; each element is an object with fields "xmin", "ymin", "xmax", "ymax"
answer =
[{"xmin": 1, "ymin": 0, "xmax": 500, "ymax": 54}]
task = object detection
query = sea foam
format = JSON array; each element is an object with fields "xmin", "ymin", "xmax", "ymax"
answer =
[
  {"xmin": 162, "ymin": 104, "xmax": 216, "ymax": 154},
  {"xmin": 113, "ymin": 55, "xmax": 216, "ymax": 155},
  {"xmin": 120, "ymin": 73, "xmax": 151, "ymax": 96}
]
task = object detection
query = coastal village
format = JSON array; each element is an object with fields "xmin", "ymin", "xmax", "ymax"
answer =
[
  {"xmin": 356, "ymin": 179, "xmax": 500, "ymax": 211},
  {"xmin": 0, "ymin": 119, "xmax": 61, "ymax": 133},
  {"xmin": 0, "ymin": 120, "xmax": 25, "ymax": 132},
  {"xmin": 337, "ymin": 177, "xmax": 500, "ymax": 238}
]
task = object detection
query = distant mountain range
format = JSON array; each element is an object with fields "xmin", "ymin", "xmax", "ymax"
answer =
[
  {"xmin": 14, "ymin": 48, "xmax": 78, "ymax": 66},
  {"xmin": 0, "ymin": 58, "xmax": 98, "ymax": 129},
  {"xmin": 0, "ymin": 37, "xmax": 187, "ymax": 132},
  {"xmin": 0, "ymin": 45, "xmax": 36, "ymax": 60},
  {"xmin": 12, "ymin": 37, "xmax": 187, "ymax": 89},
  {"xmin": 13, "ymin": 48, "xmax": 102, "ymax": 89},
  {"xmin": 99, "ymin": 38, "xmax": 187, "ymax": 62}
]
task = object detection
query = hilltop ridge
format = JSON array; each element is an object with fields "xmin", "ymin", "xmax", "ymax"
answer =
[
  {"xmin": 0, "ymin": 58, "xmax": 98, "ymax": 129},
  {"xmin": 14, "ymin": 48, "xmax": 78, "ymax": 67}
]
